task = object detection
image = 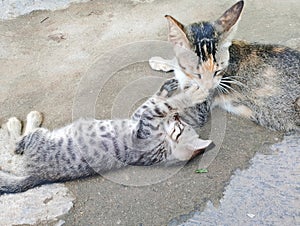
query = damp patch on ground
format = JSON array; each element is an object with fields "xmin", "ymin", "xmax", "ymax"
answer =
[{"xmin": 180, "ymin": 134, "xmax": 300, "ymax": 226}]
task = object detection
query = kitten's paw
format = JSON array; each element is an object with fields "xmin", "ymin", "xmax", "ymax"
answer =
[
  {"xmin": 24, "ymin": 111, "xmax": 43, "ymax": 135},
  {"xmin": 185, "ymin": 85, "xmax": 209, "ymax": 105},
  {"xmin": 149, "ymin": 57, "xmax": 175, "ymax": 72},
  {"xmin": 157, "ymin": 79, "xmax": 179, "ymax": 98},
  {"xmin": 7, "ymin": 117, "xmax": 22, "ymax": 139}
]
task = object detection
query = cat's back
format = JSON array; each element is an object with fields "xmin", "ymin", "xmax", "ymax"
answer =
[
  {"xmin": 228, "ymin": 40, "xmax": 300, "ymax": 88},
  {"xmin": 224, "ymin": 40, "xmax": 300, "ymax": 131},
  {"xmin": 229, "ymin": 40, "xmax": 299, "ymax": 70}
]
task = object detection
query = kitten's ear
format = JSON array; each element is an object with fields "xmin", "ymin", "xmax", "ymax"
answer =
[
  {"xmin": 214, "ymin": 1, "xmax": 244, "ymax": 38},
  {"xmin": 188, "ymin": 139, "xmax": 212, "ymax": 151},
  {"xmin": 165, "ymin": 15, "xmax": 191, "ymax": 49}
]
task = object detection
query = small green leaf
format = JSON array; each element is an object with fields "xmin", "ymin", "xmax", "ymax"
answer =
[{"xmin": 195, "ymin": 168, "xmax": 208, "ymax": 173}]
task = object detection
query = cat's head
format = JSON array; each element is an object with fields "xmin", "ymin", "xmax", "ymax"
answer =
[
  {"xmin": 166, "ymin": 1, "xmax": 244, "ymax": 90},
  {"xmin": 165, "ymin": 114, "xmax": 212, "ymax": 162}
]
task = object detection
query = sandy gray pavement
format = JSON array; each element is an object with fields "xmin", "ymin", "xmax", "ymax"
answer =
[{"xmin": 0, "ymin": 0, "xmax": 299, "ymax": 225}]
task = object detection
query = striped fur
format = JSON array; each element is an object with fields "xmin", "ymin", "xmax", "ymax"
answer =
[{"xmin": 0, "ymin": 79, "xmax": 211, "ymax": 194}]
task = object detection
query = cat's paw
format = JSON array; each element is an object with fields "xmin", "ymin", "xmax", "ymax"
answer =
[
  {"xmin": 7, "ymin": 117, "xmax": 22, "ymax": 140},
  {"xmin": 24, "ymin": 111, "xmax": 43, "ymax": 135},
  {"xmin": 149, "ymin": 57, "xmax": 175, "ymax": 72},
  {"xmin": 184, "ymin": 84, "xmax": 209, "ymax": 105},
  {"xmin": 157, "ymin": 79, "xmax": 179, "ymax": 98}
]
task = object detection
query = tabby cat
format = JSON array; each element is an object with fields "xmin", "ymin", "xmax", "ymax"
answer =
[
  {"xmin": 150, "ymin": 0, "xmax": 300, "ymax": 132},
  {"xmin": 0, "ymin": 79, "xmax": 211, "ymax": 194}
]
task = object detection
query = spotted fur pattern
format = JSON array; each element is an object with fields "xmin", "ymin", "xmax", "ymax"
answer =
[{"xmin": 0, "ymin": 79, "xmax": 211, "ymax": 194}]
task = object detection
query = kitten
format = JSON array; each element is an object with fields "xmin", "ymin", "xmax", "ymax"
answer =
[
  {"xmin": 150, "ymin": 0, "xmax": 300, "ymax": 132},
  {"xmin": 0, "ymin": 79, "xmax": 211, "ymax": 194}
]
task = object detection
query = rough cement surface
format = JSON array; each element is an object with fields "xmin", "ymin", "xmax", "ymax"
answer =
[
  {"xmin": 0, "ymin": 0, "xmax": 299, "ymax": 225},
  {"xmin": 180, "ymin": 134, "xmax": 300, "ymax": 226},
  {"xmin": 0, "ymin": 184, "xmax": 74, "ymax": 226},
  {"xmin": 0, "ymin": 118, "xmax": 75, "ymax": 226},
  {"xmin": 0, "ymin": 0, "xmax": 88, "ymax": 20}
]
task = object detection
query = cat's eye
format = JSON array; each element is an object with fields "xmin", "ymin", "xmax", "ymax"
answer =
[
  {"xmin": 213, "ymin": 70, "xmax": 221, "ymax": 77},
  {"xmin": 197, "ymin": 74, "xmax": 202, "ymax": 79}
]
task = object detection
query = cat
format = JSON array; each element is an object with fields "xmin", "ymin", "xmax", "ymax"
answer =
[
  {"xmin": 0, "ymin": 79, "xmax": 211, "ymax": 194},
  {"xmin": 149, "ymin": 0, "xmax": 300, "ymax": 133}
]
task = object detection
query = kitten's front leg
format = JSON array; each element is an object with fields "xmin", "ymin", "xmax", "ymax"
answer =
[
  {"xmin": 131, "ymin": 79, "xmax": 179, "ymax": 121},
  {"xmin": 149, "ymin": 56, "xmax": 176, "ymax": 72},
  {"xmin": 167, "ymin": 84, "xmax": 209, "ymax": 111},
  {"xmin": 185, "ymin": 85, "xmax": 210, "ymax": 105},
  {"xmin": 156, "ymin": 78, "xmax": 179, "ymax": 98}
]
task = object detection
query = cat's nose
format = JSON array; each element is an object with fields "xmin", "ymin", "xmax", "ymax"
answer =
[{"xmin": 208, "ymin": 88, "xmax": 215, "ymax": 95}]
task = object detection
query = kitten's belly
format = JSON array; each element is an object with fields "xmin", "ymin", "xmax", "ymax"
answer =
[{"xmin": 212, "ymin": 95, "xmax": 254, "ymax": 119}]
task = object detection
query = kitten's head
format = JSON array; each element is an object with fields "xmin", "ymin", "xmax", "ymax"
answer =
[
  {"xmin": 166, "ymin": 0, "xmax": 244, "ymax": 90},
  {"xmin": 165, "ymin": 114, "xmax": 212, "ymax": 162}
]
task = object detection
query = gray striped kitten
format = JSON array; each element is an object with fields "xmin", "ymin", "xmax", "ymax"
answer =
[{"xmin": 0, "ymin": 79, "xmax": 211, "ymax": 194}]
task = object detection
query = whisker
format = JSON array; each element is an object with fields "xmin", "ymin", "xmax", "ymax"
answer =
[
  {"xmin": 218, "ymin": 84, "xmax": 230, "ymax": 94},
  {"xmin": 221, "ymin": 79, "xmax": 247, "ymax": 88},
  {"xmin": 221, "ymin": 72, "xmax": 246, "ymax": 79},
  {"xmin": 222, "ymin": 75, "xmax": 244, "ymax": 78},
  {"xmin": 219, "ymin": 82, "xmax": 239, "ymax": 94},
  {"xmin": 219, "ymin": 80, "xmax": 247, "ymax": 99},
  {"xmin": 220, "ymin": 85, "xmax": 230, "ymax": 94}
]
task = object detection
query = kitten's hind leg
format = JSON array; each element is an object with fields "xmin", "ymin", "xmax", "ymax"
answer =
[
  {"xmin": 14, "ymin": 111, "xmax": 43, "ymax": 155},
  {"xmin": 149, "ymin": 56, "xmax": 176, "ymax": 72},
  {"xmin": 6, "ymin": 117, "xmax": 22, "ymax": 141},
  {"xmin": 0, "ymin": 117, "xmax": 24, "ymax": 175},
  {"xmin": 24, "ymin": 111, "xmax": 43, "ymax": 135}
]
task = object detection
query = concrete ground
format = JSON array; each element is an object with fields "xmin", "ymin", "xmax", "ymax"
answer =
[{"xmin": 0, "ymin": 0, "xmax": 299, "ymax": 225}]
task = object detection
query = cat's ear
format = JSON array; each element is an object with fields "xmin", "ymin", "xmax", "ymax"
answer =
[
  {"xmin": 214, "ymin": 1, "xmax": 244, "ymax": 41},
  {"xmin": 165, "ymin": 15, "xmax": 191, "ymax": 49}
]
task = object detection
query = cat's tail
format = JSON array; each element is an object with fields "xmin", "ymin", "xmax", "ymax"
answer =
[{"xmin": 0, "ymin": 170, "xmax": 43, "ymax": 195}]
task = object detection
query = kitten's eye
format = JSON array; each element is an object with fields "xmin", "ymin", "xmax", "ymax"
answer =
[{"xmin": 192, "ymin": 73, "xmax": 201, "ymax": 79}]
